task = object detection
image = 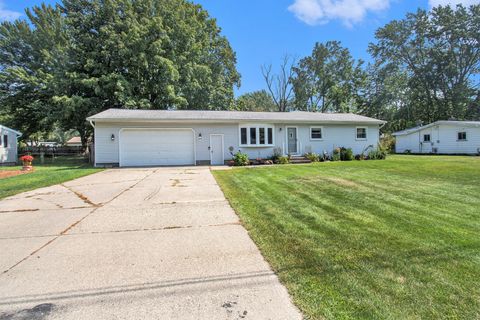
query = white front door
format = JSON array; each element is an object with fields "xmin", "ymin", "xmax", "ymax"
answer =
[{"xmin": 210, "ymin": 134, "xmax": 224, "ymax": 165}]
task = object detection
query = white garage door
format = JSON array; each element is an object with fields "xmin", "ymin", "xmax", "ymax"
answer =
[{"xmin": 119, "ymin": 129, "xmax": 195, "ymax": 167}]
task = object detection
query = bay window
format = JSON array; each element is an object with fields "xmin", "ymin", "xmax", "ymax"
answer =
[{"xmin": 239, "ymin": 125, "xmax": 274, "ymax": 146}]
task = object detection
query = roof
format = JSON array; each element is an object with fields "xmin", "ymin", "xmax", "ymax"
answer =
[
  {"xmin": 393, "ymin": 121, "xmax": 480, "ymax": 136},
  {"xmin": 66, "ymin": 136, "xmax": 82, "ymax": 144},
  {"xmin": 87, "ymin": 108, "xmax": 386, "ymax": 125},
  {"xmin": 0, "ymin": 125, "xmax": 22, "ymax": 136}
]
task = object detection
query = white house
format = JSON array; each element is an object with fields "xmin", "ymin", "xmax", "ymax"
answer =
[
  {"xmin": 87, "ymin": 109, "xmax": 386, "ymax": 167},
  {"xmin": 0, "ymin": 125, "xmax": 22, "ymax": 165},
  {"xmin": 393, "ymin": 121, "xmax": 480, "ymax": 155}
]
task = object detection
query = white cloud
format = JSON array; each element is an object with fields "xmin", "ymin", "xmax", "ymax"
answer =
[
  {"xmin": 429, "ymin": 0, "xmax": 480, "ymax": 7},
  {"xmin": 0, "ymin": 1, "xmax": 21, "ymax": 22},
  {"xmin": 288, "ymin": 0, "xmax": 390, "ymax": 27}
]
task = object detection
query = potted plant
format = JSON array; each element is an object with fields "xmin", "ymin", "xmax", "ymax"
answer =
[{"xmin": 20, "ymin": 155, "xmax": 34, "ymax": 171}]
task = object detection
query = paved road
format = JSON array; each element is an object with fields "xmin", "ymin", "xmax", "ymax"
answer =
[{"xmin": 0, "ymin": 167, "xmax": 301, "ymax": 320}]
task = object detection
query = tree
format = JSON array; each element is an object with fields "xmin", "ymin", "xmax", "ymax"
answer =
[
  {"xmin": 369, "ymin": 4, "xmax": 480, "ymax": 125},
  {"xmin": 291, "ymin": 41, "xmax": 367, "ymax": 113},
  {"xmin": 0, "ymin": 0, "xmax": 241, "ymax": 146},
  {"xmin": 261, "ymin": 55, "xmax": 295, "ymax": 112},
  {"xmin": 0, "ymin": 4, "xmax": 67, "ymax": 140},
  {"xmin": 234, "ymin": 90, "xmax": 276, "ymax": 111}
]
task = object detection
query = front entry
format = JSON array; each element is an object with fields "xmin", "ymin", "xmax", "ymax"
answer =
[
  {"xmin": 287, "ymin": 127, "xmax": 297, "ymax": 155},
  {"xmin": 210, "ymin": 134, "xmax": 224, "ymax": 165}
]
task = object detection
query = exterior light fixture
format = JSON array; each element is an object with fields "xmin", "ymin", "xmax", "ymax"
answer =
[{"xmin": 111, "ymin": 134, "xmax": 115, "ymax": 141}]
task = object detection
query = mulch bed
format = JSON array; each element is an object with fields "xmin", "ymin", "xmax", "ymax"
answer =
[{"xmin": 0, "ymin": 170, "xmax": 33, "ymax": 179}]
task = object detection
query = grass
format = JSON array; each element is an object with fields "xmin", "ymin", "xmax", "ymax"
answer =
[
  {"xmin": 213, "ymin": 155, "xmax": 480, "ymax": 319},
  {"xmin": 0, "ymin": 156, "xmax": 102, "ymax": 199}
]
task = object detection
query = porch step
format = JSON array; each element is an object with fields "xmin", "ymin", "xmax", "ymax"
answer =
[{"xmin": 289, "ymin": 156, "xmax": 312, "ymax": 164}]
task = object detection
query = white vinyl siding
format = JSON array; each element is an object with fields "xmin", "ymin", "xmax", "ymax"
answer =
[
  {"xmin": 93, "ymin": 122, "xmax": 381, "ymax": 166},
  {"xmin": 395, "ymin": 123, "xmax": 480, "ymax": 154},
  {"xmin": 0, "ymin": 126, "xmax": 20, "ymax": 164}
]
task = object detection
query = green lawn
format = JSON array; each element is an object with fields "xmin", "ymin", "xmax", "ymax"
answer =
[
  {"xmin": 0, "ymin": 156, "xmax": 102, "ymax": 199},
  {"xmin": 213, "ymin": 155, "xmax": 480, "ymax": 320}
]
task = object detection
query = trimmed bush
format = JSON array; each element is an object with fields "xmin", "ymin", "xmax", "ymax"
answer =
[
  {"xmin": 233, "ymin": 151, "xmax": 249, "ymax": 166},
  {"xmin": 340, "ymin": 147, "xmax": 354, "ymax": 161}
]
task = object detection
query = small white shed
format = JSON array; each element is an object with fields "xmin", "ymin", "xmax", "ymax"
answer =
[
  {"xmin": 0, "ymin": 125, "xmax": 22, "ymax": 165},
  {"xmin": 393, "ymin": 121, "xmax": 480, "ymax": 155}
]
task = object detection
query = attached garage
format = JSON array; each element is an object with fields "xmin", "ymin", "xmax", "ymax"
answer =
[{"xmin": 119, "ymin": 128, "xmax": 195, "ymax": 167}]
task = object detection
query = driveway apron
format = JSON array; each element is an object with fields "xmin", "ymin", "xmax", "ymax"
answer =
[{"xmin": 0, "ymin": 167, "xmax": 301, "ymax": 319}]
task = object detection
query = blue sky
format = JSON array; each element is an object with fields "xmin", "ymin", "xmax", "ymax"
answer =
[{"xmin": 1, "ymin": 0, "xmax": 478, "ymax": 95}]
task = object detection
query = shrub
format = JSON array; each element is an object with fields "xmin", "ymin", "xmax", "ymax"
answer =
[
  {"xmin": 340, "ymin": 147, "xmax": 354, "ymax": 161},
  {"xmin": 380, "ymin": 134, "xmax": 395, "ymax": 153},
  {"xmin": 277, "ymin": 156, "xmax": 289, "ymax": 164},
  {"xmin": 304, "ymin": 152, "xmax": 320, "ymax": 162},
  {"xmin": 368, "ymin": 148, "xmax": 387, "ymax": 160},
  {"xmin": 332, "ymin": 148, "xmax": 341, "ymax": 161},
  {"xmin": 232, "ymin": 151, "xmax": 249, "ymax": 166}
]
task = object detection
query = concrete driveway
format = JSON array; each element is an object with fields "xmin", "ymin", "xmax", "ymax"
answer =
[{"xmin": 0, "ymin": 167, "xmax": 301, "ymax": 320}]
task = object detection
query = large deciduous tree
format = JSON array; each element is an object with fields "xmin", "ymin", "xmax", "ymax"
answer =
[
  {"xmin": 291, "ymin": 41, "xmax": 367, "ymax": 113},
  {"xmin": 0, "ymin": 0, "xmax": 240, "ymax": 146},
  {"xmin": 369, "ymin": 4, "xmax": 480, "ymax": 125},
  {"xmin": 234, "ymin": 90, "xmax": 276, "ymax": 111}
]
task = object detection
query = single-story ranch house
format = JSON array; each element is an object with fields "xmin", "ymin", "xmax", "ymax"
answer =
[
  {"xmin": 393, "ymin": 121, "xmax": 480, "ymax": 155},
  {"xmin": 0, "ymin": 125, "xmax": 22, "ymax": 166},
  {"xmin": 87, "ymin": 109, "xmax": 386, "ymax": 167}
]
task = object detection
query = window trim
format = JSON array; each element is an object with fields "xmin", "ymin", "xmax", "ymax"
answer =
[
  {"xmin": 457, "ymin": 131, "xmax": 467, "ymax": 141},
  {"xmin": 310, "ymin": 126, "xmax": 324, "ymax": 141},
  {"xmin": 355, "ymin": 127, "xmax": 368, "ymax": 141},
  {"xmin": 2, "ymin": 134, "xmax": 8, "ymax": 148},
  {"xmin": 423, "ymin": 134, "xmax": 431, "ymax": 142},
  {"xmin": 238, "ymin": 124, "xmax": 275, "ymax": 147}
]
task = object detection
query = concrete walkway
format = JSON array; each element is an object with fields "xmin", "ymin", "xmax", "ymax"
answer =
[{"xmin": 0, "ymin": 167, "xmax": 301, "ymax": 320}]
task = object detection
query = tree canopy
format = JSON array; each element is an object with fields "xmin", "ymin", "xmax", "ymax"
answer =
[{"xmin": 0, "ymin": 0, "xmax": 240, "ymax": 145}]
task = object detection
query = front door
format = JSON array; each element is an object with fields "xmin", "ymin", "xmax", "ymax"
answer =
[
  {"xmin": 287, "ymin": 127, "xmax": 297, "ymax": 154},
  {"xmin": 210, "ymin": 134, "xmax": 224, "ymax": 165}
]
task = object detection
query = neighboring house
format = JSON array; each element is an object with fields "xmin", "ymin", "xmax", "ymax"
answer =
[
  {"xmin": 0, "ymin": 125, "xmax": 22, "ymax": 165},
  {"xmin": 65, "ymin": 136, "xmax": 83, "ymax": 147},
  {"xmin": 87, "ymin": 109, "xmax": 386, "ymax": 167},
  {"xmin": 393, "ymin": 121, "xmax": 480, "ymax": 154}
]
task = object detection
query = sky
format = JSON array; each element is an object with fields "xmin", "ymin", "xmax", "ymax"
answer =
[{"xmin": 1, "ymin": 0, "xmax": 478, "ymax": 96}]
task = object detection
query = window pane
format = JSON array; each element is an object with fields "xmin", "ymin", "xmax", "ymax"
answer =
[
  {"xmin": 356, "ymin": 128, "xmax": 366, "ymax": 139},
  {"xmin": 424, "ymin": 134, "xmax": 430, "ymax": 142},
  {"xmin": 3, "ymin": 135, "xmax": 7, "ymax": 148},
  {"xmin": 311, "ymin": 128, "xmax": 322, "ymax": 139},
  {"xmin": 250, "ymin": 127, "xmax": 256, "ymax": 144},
  {"xmin": 259, "ymin": 128, "xmax": 265, "ymax": 144},
  {"xmin": 268, "ymin": 128, "xmax": 273, "ymax": 144},
  {"xmin": 458, "ymin": 132, "xmax": 466, "ymax": 140},
  {"xmin": 240, "ymin": 128, "xmax": 247, "ymax": 145}
]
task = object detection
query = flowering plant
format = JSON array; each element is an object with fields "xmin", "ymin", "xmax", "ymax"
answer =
[{"xmin": 20, "ymin": 155, "xmax": 34, "ymax": 162}]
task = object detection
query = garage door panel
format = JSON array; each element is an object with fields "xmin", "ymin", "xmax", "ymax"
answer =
[{"xmin": 120, "ymin": 129, "xmax": 195, "ymax": 167}]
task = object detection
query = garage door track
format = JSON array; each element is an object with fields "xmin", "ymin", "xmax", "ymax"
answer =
[{"xmin": 0, "ymin": 167, "xmax": 301, "ymax": 319}]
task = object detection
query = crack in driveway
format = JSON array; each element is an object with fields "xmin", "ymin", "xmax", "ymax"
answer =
[{"xmin": 1, "ymin": 169, "xmax": 159, "ymax": 275}]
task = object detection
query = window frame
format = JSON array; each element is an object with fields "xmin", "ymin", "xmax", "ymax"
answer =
[
  {"xmin": 423, "ymin": 134, "xmax": 431, "ymax": 142},
  {"xmin": 310, "ymin": 126, "xmax": 323, "ymax": 141},
  {"xmin": 238, "ymin": 124, "xmax": 275, "ymax": 147},
  {"xmin": 355, "ymin": 127, "xmax": 368, "ymax": 140},
  {"xmin": 3, "ymin": 134, "xmax": 7, "ymax": 148},
  {"xmin": 457, "ymin": 131, "xmax": 467, "ymax": 141}
]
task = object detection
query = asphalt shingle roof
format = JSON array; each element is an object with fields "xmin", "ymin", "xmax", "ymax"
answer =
[{"xmin": 87, "ymin": 108, "xmax": 386, "ymax": 124}]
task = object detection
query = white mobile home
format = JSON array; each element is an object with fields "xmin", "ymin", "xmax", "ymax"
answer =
[
  {"xmin": 87, "ymin": 109, "xmax": 386, "ymax": 167},
  {"xmin": 393, "ymin": 121, "xmax": 480, "ymax": 155},
  {"xmin": 0, "ymin": 125, "xmax": 22, "ymax": 165}
]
